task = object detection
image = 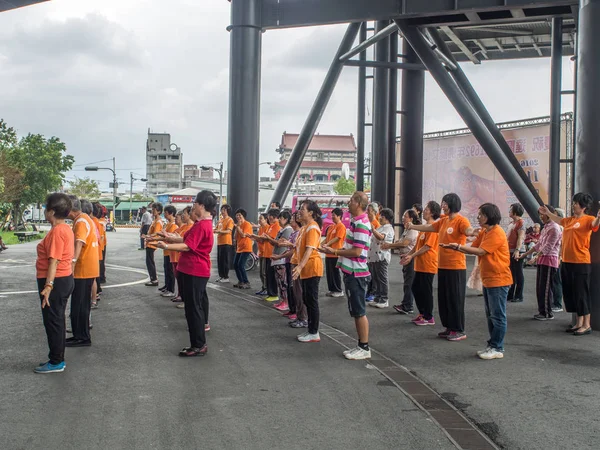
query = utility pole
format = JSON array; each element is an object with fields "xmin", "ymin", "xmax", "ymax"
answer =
[
  {"xmin": 112, "ymin": 157, "xmax": 117, "ymax": 227},
  {"xmin": 130, "ymin": 172, "xmax": 148, "ymax": 223}
]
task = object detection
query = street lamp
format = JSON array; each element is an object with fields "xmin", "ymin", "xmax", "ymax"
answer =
[
  {"xmin": 201, "ymin": 162, "xmax": 223, "ymax": 213},
  {"xmin": 130, "ymin": 172, "xmax": 148, "ymax": 223},
  {"xmin": 85, "ymin": 157, "xmax": 117, "ymax": 228}
]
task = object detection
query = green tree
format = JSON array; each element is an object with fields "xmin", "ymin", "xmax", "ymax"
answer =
[
  {"xmin": 68, "ymin": 176, "xmax": 101, "ymax": 199},
  {"xmin": 333, "ymin": 177, "xmax": 356, "ymax": 195},
  {"xmin": 132, "ymin": 192, "xmax": 154, "ymax": 202}
]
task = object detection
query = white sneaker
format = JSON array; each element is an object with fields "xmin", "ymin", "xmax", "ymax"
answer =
[
  {"xmin": 221, "ymin": 278, "xmax": 230, "ymax": 283},
  {"xmin": 161, "ymin": 291, "xmax": 174, "ymax": 297},
  {"xmin": 176, "ymin": 303, "xmax": 185, "ymax": 309},
  {"xmin": 297, "ymin": 332, "xmax": 320, "ymax": 343},
  {"xmin": 331, "ymin": 291, "xmax": 345, "ymax": 298},
  {"xmin": 478, "ymin": 348, "xmax": 504, "ymax": 360},
  {"xmin": 345, "ymin": 347, "xmax": 371, "ymax": 360},
  {"xmin": 476, "ymin": 346, "xmax": 491, "ymax": 356},
  {"xmin": 343, "ymin": 346, "xmax": 359, "ymax": 356},
  {"xmin": 374, "ymin": 301, "xmax": 389, "ymax": 309}
]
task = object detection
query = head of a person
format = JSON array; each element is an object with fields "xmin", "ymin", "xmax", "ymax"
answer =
[
  {"xmin": 539, "ymin": 204, "xmax": 556, "ymax": 224},
  {"xmin": 183, "ymin": 206, "xmax": 193, "ymax": 222},
  {"xmin": 509, "ymin": 203, "xmax": 524, "ymax": 220},
  {"xmin": 193, "ymin": 190, "xmax": 217, "ymax": 217},
  {"xmin": 45, "ymin": 193, "xmax": 72, "ymax": 222},
  {"xmin": 164, "ymin": 205, "xmax": 177, "ymax": 219},
  {"xmin": 290, "ymin": 212, "xmax": 301, "ymax": 230},
  {"xmin": 270, "ymin": 201, "xmax": 281, "ymax": 209},
  {"xmin": 423, "ymin": 200, "xmax": 441, "ymax": 222},
  {"xmin": 441, "ymin": 193, "xmax": 461, "ymax": 215},
  {"xmin": 299, "ymin": 199, "xmax": 322, "ymax": 227},
  {"xmin": 67, "ymin": 195, "xmax": 81, "ymax": 218},
  {"xmin": 402, "ymin": 209, "xmax": 421, "ymax": 227},
  {"xmin": 257, "ymin": 213, "xmax": 267, "ymax": 226},
  {"xmin": 572, "ymin": 192, "xmax": 594, "ymax": 216},
  {"xmin": 175, "ymin": 211, "xmax": 183, "ymax": 226},
  {"xmin": 331, "ymin": 208, "xmax": 343, "ymax": 223},
  {"xmin": 268, "ymin": 208, "xmax": 280, "ymax": 224},
  {"xmin": 80, "ymin": 199, "xmax": 93, "ymax": 215},
  {"xmin": 412, "ymin": 203, "xmax": 423, "ymax": 217},
  {"xmin": 152, "ymin": 202, "xmax": 163, "ymax": 216},
  {"xmin": 279, "ymin": 210, "xmax": 291, "ymax": 227},
  {"xmin": 533, "ymin": 223, "xmax": 541, "ymax": 232},
  {"xmin": 478, "ymin": 203, "xmax": 502, "ymax": 227},
  {"xmin": 367, "ymin": 202, "xmax": 379, "ymax": 220},
  {"xmin": 92, "ymin": 202, "xmax": 101, "ymax": 219},
  {"xmin": 141, "ymin": 206, "xmax": 147, "ymax": 213},
  {"xmin": 221, "ymin": 204, "xmax": 232, "ymax": 218},
  {"xmin": 348, "ymin": 191, "xmax": 368, "ymax": 216},
  {"xmin": 235, "ymin": 208, "xmax": 247, "ymax": 223},
  {"xmin": 379, "ymin": 208, "xmax": 394, "ymax": 225}
]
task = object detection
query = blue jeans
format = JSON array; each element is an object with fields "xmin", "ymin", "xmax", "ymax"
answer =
[
  {"xmin": 483, "ymin": 286, "xmax": 509, "ymax": 352},
  {"xmin": 234, "ymin": 252, "xmax": 250, "ymax": 283}
]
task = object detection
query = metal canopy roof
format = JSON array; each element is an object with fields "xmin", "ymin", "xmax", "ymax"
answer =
[{"xmin": 0, "ymin": 0, "xmax": 49, "ymax": 13}]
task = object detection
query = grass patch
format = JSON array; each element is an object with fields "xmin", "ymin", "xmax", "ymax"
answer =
[{"xmin": 0, "ymin": 229, "xmax": 45, "ymax": 245}]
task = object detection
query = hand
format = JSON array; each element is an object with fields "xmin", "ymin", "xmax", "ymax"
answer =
[
  {"xmin": 381, "ymin": 242, "xmax": 391, "ymax": 250},
  {"xmin": 538, "ymin": 205, "xmax": 550, "ymax": 216},
  {"xmin": 406, "ymin": 222, "xmax": 413, "ymax": 230},
  {"xmin": 292, "ymin": 265, "xmax": 301, "ymax": 281},
  {"xmin": 400, "ymin": 254, "xmax": 413, "ymax": 266},
  {"xmin": 40, "ymin": 286, "xmax": 52, "ymax": 308},
  {"xmin": 156, "ymin": 241, "xmax": 167, "ymax": 249},
  {"xmin": 513, "ymin": 250, "xmax": 520, "ymax": 260},
  {"xmin": 471, "ymin": 227, "xmax": 482, "ymax": 236},
  {"xmin": 320, "ymin": 245, "xmax": 334, "ymax": 255}
]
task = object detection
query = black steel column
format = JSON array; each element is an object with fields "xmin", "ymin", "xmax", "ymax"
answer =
[
  {"xmin": 387, "ymin": 31, "xmax": 399, "ymax": 209},
  {"xmin": 269, "ymin": 23, "xmax": 361, "ymax": 206},
  {"xmin": 396, "ymin": 20, "xmax": 541, "ymax": 223},
  {"xmin": 227, "ymin": 0, "xmax": 262, "ymax": 220},
  {"xmin": 399, "ymin": 39, "xmax": 425, "ymax": 219},
  {"xmin": 356, "ymin": 22, "xmax": 367, "ymax": 191},
  {"xmin": 549, "ymin": 17, "xmax": 563, "ymax": 207},
  {"xmin": 575, "ymin": 0, "xmax": 600, "ymax": 330},
  {"xmin": 371, "ymin": 20, "xmax": 391, "ymax": 206}
]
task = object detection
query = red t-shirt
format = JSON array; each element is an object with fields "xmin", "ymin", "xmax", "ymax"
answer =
[{"xmin": 177, "ymin": 218, "xmax": 214, "ymax": 278}]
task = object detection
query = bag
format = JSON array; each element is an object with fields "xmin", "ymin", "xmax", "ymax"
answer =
[{"xmin": 467, "ymin": 259, "xmax": 483, "ymax": 291}]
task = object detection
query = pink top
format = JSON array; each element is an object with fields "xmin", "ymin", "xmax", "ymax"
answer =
[
  {"xmin": 534, "ymin": 221, "xmax": 562, "ymax": 268},
  {"xmin": 177, "ymin": 218, "xmax": 214, "ymax": 278}
]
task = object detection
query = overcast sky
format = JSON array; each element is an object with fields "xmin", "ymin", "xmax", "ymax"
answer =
[{"xmin": 0, "ymin": 0, "xmax": 574, "ymax": 193}]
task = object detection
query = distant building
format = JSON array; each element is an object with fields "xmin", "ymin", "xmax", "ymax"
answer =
[
  {"xmin": 146, "ymin": 130, "xmax": 183, "ymax": 194},
  {"xmin": 272, "ymin": 132, "xmax": 357, "ymax": 182},
  {"xmin": 184, "ymin": 164, "xmax": 199, "ymax": 180}
]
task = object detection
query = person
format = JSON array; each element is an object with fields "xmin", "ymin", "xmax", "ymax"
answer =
[
  {"xmin": 400, "ymin": 200, "xmax": 441, "ymax": 326},
  {"xmin": 143, "ymin": 202, "xmax": 163, "ymax": 287},
  {"xmin": 264, "ymin": 210, "xmax": 293, "ymax": 311},
  {"xmin": 518, "ymin": 205, "xmax": 562, "ymax": 320},
  {"xmin": 0, "ymin": 235, "xmax": 8, "ymax": 251},
  {"xmin": 233, "ymin": 208, "xmax": 253, "ymax": 289},
  {"xmin": 292, "ymin": 200, "xmax": 323, "ymax": 343},
  {"xmin": 408, "ymin": 193, "xmax": 474, "ymax": 342},
  {"xmin": 34, "ymin": 193, "xmax": 75, "ymax": 373},
  {"xmin": 539, "ymin": 193, "xmax": 600, "ymax": 335},
  {"xmin": 367, "ymin": 208, "xmax": 394, "ymax": 308},
  {"xmin": 322, "ymin": 191, "xmax": 372, "ymax": 360},
  {"xmin": 252, "ymin": 214, "xmax": 269, "ymax": 295},
  {"xmin": 323, "ymin": 208, "xmax": 346, "ymax": 298},
  {"xmin": 412, "ymin": 203, "xmax": 423, "ymax": 219},
  {"xmin": 506, "ymin": 203, "xmax": 526, "ymax": 302},
  {"xmin": 442, "ymin": 203, "xmax": 512, "ymax": 360},
  {"xmin": 214, "ymin": 204, "xmax": 234, "ymax": 283},
  {"xmin": 160, "ymin": 205, "xmax": 178, "ymax": 297},
  {"xmin": 383, "ymin": 210, "xmax": 420, "ymax": 314},
  {"xmin": 172, "ymin": 207, "xmax": 195, "ymax": 307},
  {"xmin": 551, "ymin": 208, "xmax": 566, "ymax": 313},
  {"xmin": 90, "ymin": 202, "xmax": 105, "ymax": 308},
  {"xmin": 66, "ymin": 195, "xmax": 99, "ymax": 348},
  {"xmin": 95, "ymin": 203, "xmax": 108, "ymax": 284},
  {"xmin": 270, "ymin": 201, "xmax": 281, "ymax": 210},
  {"xmin": 157, "ymin": 191, "xmax": 216, "ymax": 356},
  {"xmin": 365, "ymin": 202, "xmax": 381, "ymax": 302},
  {"xmin": 262, "ymin": 209, "xmax": 281, "ymax": 301},
  {"xmin": 139, "ymin": 206, "xmax": 152, "ymax": 250}
]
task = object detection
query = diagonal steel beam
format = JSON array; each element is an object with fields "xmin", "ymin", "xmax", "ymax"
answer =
[
  {"xmin": 440, "ymin": 26, "xmax": 480, "ymax": 64},
  {"xmin": 339, "ymin": 22, "xmax": 397, "ymax": 62}
]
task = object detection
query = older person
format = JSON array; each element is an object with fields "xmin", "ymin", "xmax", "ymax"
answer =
[
  {"xmin": 539, "ymin": 193, "xmax": 600, "ymax": 335},
  {"xmin": 443, "ymin": 203, "xmax": 512, "ymax": 360},
  {"xmin": 507, "ymin": 203, "xmax": 526, "ymax": 302},
  {"xmin": 34, "ymin": 193, "xmax": 75, "ymax": 373},
  {"xmin": 323, "ymin": 207, "xmax": 346, "ymax": 297},
  {"xmin": 367, "ymin": 208, "xmax": 395, "ymax": 308}
]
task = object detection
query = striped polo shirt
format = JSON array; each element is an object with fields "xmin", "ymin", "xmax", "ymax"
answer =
[{"xmin": 337, "ymin": 212, "xmax": 371, "ymax": 277}]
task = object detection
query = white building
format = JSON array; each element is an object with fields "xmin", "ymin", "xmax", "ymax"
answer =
[{"xmin": 146, "ymin": 130, "xmax": 183, "ymax": 194}]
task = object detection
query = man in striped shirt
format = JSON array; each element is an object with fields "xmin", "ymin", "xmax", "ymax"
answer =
[{"xmin": 322, "ymin": 191, "xmax": 372, "ymax": 360}]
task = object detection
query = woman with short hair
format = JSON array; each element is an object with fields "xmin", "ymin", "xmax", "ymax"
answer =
[
  {"xmin": 324, "ymin": 207, "xmax": 346, "ymax": 297},
  {"xmin": 507, "ymin": 203, "xmax": 526, "ymax": 303},
  {"xmin": 34, "ymin": 193, "xmax": 75, "ymax": 373},
  {"xmin": 233, "ymin": 208, "xmax": 253, "ymax": 289},
  {"xmin": 367, "ymin": 208, "xmax": 395, "ymax": 308}
]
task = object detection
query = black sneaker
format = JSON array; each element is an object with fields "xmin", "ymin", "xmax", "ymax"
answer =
[
  {"xmin": 65, "ymin": 339, "xmax": 92, "ymax": 347},
  {"xmin": 533, "ymin": 314, "xmax": 548, "ymax": 321},
  {"xmin": 178, "ymin": 345, "xmax": 207, "ymax": 357},
  {"xmin": 393, "ymin": 305, "xmax": 413, "ymax": 314}
]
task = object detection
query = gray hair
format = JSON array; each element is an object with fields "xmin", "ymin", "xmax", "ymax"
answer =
[
  {"xmin": 80, "ymin": 199, "xmax": 93, "ymax": 215},
  {"xmin": 68, "ymin": 195, "xmax": 81, "ymax": 212},
  {"xmin": 368, "ymin": 202, "xmax": 379, "ymax": 214}
]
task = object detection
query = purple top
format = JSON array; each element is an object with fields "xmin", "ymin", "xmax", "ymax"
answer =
[
  {"xmin": 534, "ymin": 221, "xmax": 562, "ymax": 268},
  {"xmin": 286, "ymin": 229, "xmax": 300, "ymax": 264}
]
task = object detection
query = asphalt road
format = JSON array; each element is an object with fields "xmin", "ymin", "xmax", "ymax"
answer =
[{"xmin": 1, "ymin": 228, "xmax": 599, "ymax": 450}]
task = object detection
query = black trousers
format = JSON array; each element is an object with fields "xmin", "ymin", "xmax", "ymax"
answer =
[
  {"xmin": 412, "ymin": 271, "xmax": 435, "ymax": 320},
  {"xmin": 163, "ymin": 255, "xmax": 174, "ymax": 292},
  {"xmin": 217, "ymin": 244, "xmax": 232, "ymax": 278},
  {"xmin": 552, "ymin": 265, "xmax": 563, "ymax": 308},
  {"xmin": 140, "ymin": 224, "xmax": 150, "ymax": 248},
  {"xmin": 561, "ymin": 262, "xmax": 591, "ymax": 316},
  {"xmin": 99, "ymin": 247, "xmax": 106, "ymax": 282},
  {"xmin": 180, "ymin": 272, "xmax": 209, "ymax": 349},
  {"xmin": 71, "ymin": 278, "xmax": 94, "ymax": 341},
  {"xmin": 325, "ymin": 257, "xmax": 342, "ymax": 293},
  {"xmin": 146, "ymin": 248, "xmax": 157, "ymax": 281},
  {"xmin": 38, "ymin": 276, "xmax": 74, "ymax": 364},
  {"xmin": 536, "ymin": 264, "xmax": 557, "ymax": 316},
  {"xmin": 438, "ymin": 269, "xmax": 467, "ymax": 332},
  {"xmin": 302, "ymin": 277, "xmax": 320, "ymax": 334},
  {"xmin": 508, "ymin": 256, "xmax": 525, "ymax": 301},
  {"xmin": 266, "ymin": 258, "xmax": 277, "ymax": 296},
  {"xmin": 400, "ymin": 260, "xmax": 416, "ymax": 309}
]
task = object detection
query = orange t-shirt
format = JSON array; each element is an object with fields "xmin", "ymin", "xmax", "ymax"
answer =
[
  {"xmin": 146, "ymin": 218, "xmax": 164, "ymax": 250},
  {"xmin": 431, "ymin": 214, "xmax": 471, "ymax": 270},
  {"xmin": 256, "ymin": 224, "xmax": 268, "ymax": 256},
  {"xmin": 36, "ymin": 223, "xmax": 74, "ymax": 278},
  {"xmin": 414, "ymin": 231, "xmax": 439, "ymax": 274},
  {"xmin": 163, "ymin": 221, "xmax": 178, "ymax": 258},
  {"xmin": 171, "ymin": 223, "xmax": 193, "ymax": 263},
  {"xmin": 325, "ymin": 221, "xmax": 346, "ymax": 258},
  {"xmin": 560, "ymin": 215, "xmax": 599, "ymax": 264},
  {"xmin": 91, "ymin": 217, "xmax": 104, "ymax": 261},
  {"xmin": 472, "ymin": 226, "xmax": 513, "ymax": 288},
  {"xmin": 99, "ymin": 218, "xmax": 108, "ymax": 247},
  {"xmin": 236, "ymin": 221, "xmax": 253, "ymax": 253},
  {"xmin": 296, "ymin": 221, "xmax": 323, "ymax": 279},
  {"xmin": 371, "ymin": 218, "xmax": 381, "ymax": 230},
  {"xmin": 217, "ymin": 216, "xmax": 234, "ymax": 246},
  {"xmin": 72, "ymin": 213, "xmax": 100, "ymax": 279},
  {"xmin": 262, "ymin": 222, "xmax": 281, "ymax": 258},
  {"xmin": 291, "ymin": 227, "xmax": 303, "ymax": 265}
]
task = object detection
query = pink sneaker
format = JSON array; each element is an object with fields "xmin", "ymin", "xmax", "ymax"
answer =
[
  {"xmin": 411, "ymin": 314, "xmax": 424, "ymax": 323},
  {"xmin": 274, "ymin": 302, "xmax": 289, "ymax": 311},
  {"xmin": 286, "ymin": 313, "xmax": 297, "ymax": 320},
  {"xmin": 414, "ymin": 317, "xmax": 435, "ymax": 326}
]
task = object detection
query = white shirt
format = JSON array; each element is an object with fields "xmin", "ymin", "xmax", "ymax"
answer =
[
  {"xmin": 141, "ymin": 211, "xmax": 152, "ymax": 226},
  {"xmin": 368, "ymin": 223, "xmax": 394, "ymax": 263},
  {"xmin": 396, "ymin": 229, "xmax": 419, "ymax": 255}
]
